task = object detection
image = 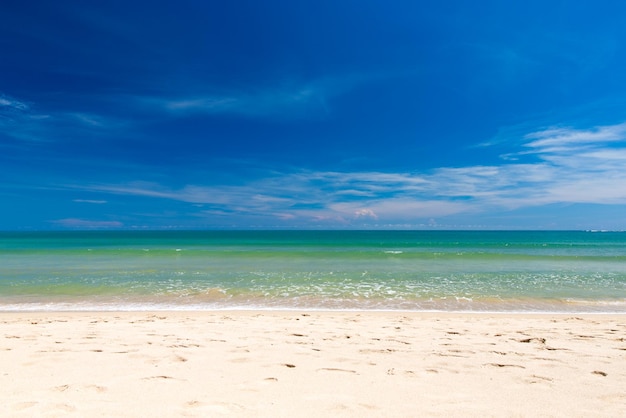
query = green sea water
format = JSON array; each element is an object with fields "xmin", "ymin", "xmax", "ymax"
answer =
[{"xmin": 1, "ymin": 231, "xmax": 625, "ymax": 312}]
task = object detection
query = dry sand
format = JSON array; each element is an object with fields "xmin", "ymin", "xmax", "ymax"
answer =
[{"xmin": 1, "ymin": 311, "xmax": 625, "ymax": 417}]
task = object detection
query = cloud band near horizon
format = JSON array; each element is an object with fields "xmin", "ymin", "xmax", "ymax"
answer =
[{"xmin": 61, "ymin": 122, "xmax": 626, "ymax": 227}]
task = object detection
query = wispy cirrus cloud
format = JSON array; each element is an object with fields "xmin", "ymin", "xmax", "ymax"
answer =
[
  {"xmin": 154, "ymin": 86, "xmax": 324, "ymax": 117},
  {"xmin": 66, "ymin": 121, "xmax": 626, "ymax": 227},
  {"xmin": 523, "ymin": 123, "xmax": 626, "ymax": 151},
  {"xmin": 73, "ymin": 199, "xmax": 108, "ymax": 204},
  {"xmin": 0, "ymin": 94, "xmax": 30, "ymax": 111},
  {"xmin": 1, "ymin": 72, "xmax": 373, "ymax": 145},
  {"xmin": 0, "ymin": 92, "xmax": 125, "ymax": 143},
  {"xmin": 51, "ymin": 218, "xmax": 123, "ymax": 229},
  {"xmin": 127, "ymin": 74, "xmax": 374, "ymax": 119},
  {"xmin": 1, "ymin": 94, "xmax": 51, "ymax": 143}
]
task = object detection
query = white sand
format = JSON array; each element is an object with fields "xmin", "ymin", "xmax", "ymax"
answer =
[{"xmin": 1, "ymin": 311, "xmax": 625, "ymax": 417}]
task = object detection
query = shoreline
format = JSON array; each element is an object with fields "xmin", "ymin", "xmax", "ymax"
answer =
[
  {"xmin": 2, "ymin": 308, "xmax": 626, "ymax": 314},
  {"xmin": 2, "ymin": 311, "xmax": 625, "ymax": 416},
  {"xmin": 2, "ymin": 295, "xmax": 625, "ymax": 315}
]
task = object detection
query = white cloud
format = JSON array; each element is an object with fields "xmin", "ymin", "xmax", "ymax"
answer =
[
  {"xmin": 129, "ymin": 74, "xmax": 373, "ymax": 119},
  {"xmin": 138, "ymin": 86, "xmax": 327, "ymax": 118},
  {"xmin": 581, "ymin": 149, "xmax": 626, "ymax": 161},
  {"xmin": 68, "ymin": 113, "xmax": 110, "ymax": 127},
  {"xmin": 68, "ymin": 121, "xmax": 626, "ymax": 226},
  {"xmin": 354, "ymin": 208, "xmax": 378, "ymax": 219},
  {"xmin": 0, "ymin": 92, "xmax": 123, "ymax": 142},
  {"xmin": 73, "ymin": 199, "xmax": 108, "ymax": 204},
  {"xmin": 162, "ymin": 97, "xmax": 238, "ymax": 112},
  {"xmin": 524, "ymin": 123, "xmax": 626, "ymax": 148},
  {"xmin": 52, "ymin": 218, "xmax": 123, "ymax": 228},
  {"xmin": 0, "ymin": 94, "xmax": 30, "ymax": 111},
  {"xmin": 333, "ymin": 199, "xmax": 469, "ymax": 220}
]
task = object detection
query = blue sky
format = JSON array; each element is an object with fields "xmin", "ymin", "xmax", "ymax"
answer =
[{"xmin": 2, "ymin": 1, "xmax": 626, "ymax": 230}]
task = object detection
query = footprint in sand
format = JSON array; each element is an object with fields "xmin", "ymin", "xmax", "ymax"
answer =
[
  {"xmin": 12, "ymin": 401, "xmax": 38, "ymax": 411},
  {"xmin": 317, "ymin": 367, "xmax": 357, "ymax": 374},
  {"xmin": 85, "ymin": 384, "xmax": 108, "ymax": 393},
  {"xmin": 518, "ymin": 337, "xmax": 546, "ymax": 344},
  {"xmin": 184, "ymin": 400, "xmax": 244, "ymax": 414},
  {"xmin": 527, "ymin": 374, "xmax": 554, "ymax": 383},
  {"xmin": 143, "ymin": 375, "xmax": 176, "ymax": 380},
  {"xmin": 486, "ymin": 363, "xmax": 525, "ymax": 369}
]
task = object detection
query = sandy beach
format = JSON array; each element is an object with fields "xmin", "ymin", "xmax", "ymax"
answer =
[{"xmin": 1, "ymin": 311, "xmax": 624, "ymax": 417}]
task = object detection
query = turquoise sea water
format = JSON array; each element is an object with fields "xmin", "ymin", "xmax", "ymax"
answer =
[{"xmin": 1, "ymin": 231, "xmax": 625, "ymax": 312}]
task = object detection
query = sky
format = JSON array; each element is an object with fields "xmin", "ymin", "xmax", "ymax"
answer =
[{"xmin": 2, "ymin": 1, "xmax": 626, "ymax": 230}]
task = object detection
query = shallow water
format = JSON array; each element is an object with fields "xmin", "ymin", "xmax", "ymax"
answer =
[{"xmin": 1, "ymin": 230, "xmax": 625, "ymax": 312}]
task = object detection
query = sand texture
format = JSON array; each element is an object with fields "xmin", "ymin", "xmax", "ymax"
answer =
[{"xmin": 1, "ymin": 311, "xmax": 625, "ymax": 417}]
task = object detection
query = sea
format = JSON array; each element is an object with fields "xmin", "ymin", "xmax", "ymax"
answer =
[{"xmin": 1, "ymin": 230, "xmax": 625, "ymax": 312}]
